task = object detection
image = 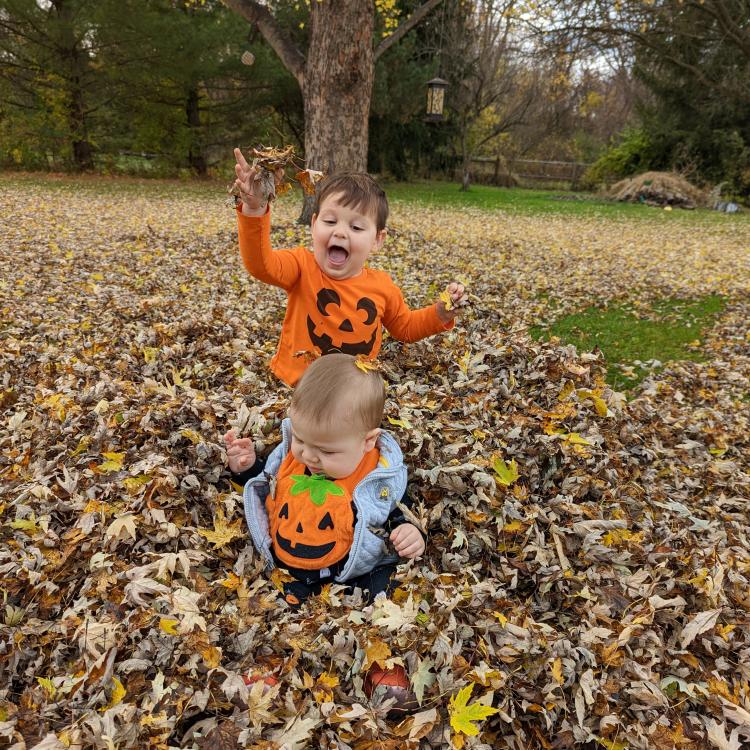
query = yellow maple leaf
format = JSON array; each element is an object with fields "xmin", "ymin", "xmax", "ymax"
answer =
[
  {"xmin": 563, "ymin": 432, "xmax": 592, "ymax": 446},
  {"xmin": 550, "ymin": 657, "xmax": 564, "ymax": 685},
  {"xmin": 97, "ymin": 452, "xmax": 125, "ymax": 473},
  {"xmin": 200, "ymin": 645, "xmax": 222, "ymax": 669},
  {"xmin": 270, "ymin": 567, "xmax": 295, "ymax": 592},
  {"xmin": 387, "ymin": 415, "xmax": 412, "ymax": 429},
  {"xmin": 180, "ymin": 428, "xmax": 203, "ymax": 445},
  {"xmin": 558, "ymin": 381, "xmax": 575, "ymax": 402},
  {"xmin": 219, "ymin": 572, "xmax": 242, "ymax": 590},
  {"xmin": 602, "ymin": 528, "xmax": 641, "ymax": 547},
  {"xmin": 354, "ymin": 357, "xmax": 379, "ymax": 373},
  {"xmin": 143, "ymin": 347, "xmax": 159, "ymax": 364},
  {"xmin": 9, "ymin": 516, "xmax": 41, "ymax": 534},
  {"xmin": 439, "ymin": 289, "xmax": 455, "ymax": 311},
  {"xmin": 492, "ymin": 455, "xmax": 519, "ymax": 486},
  {"xmin": 363, "ymin": 637, "xmax": 392, "ymax": 671},
  {"xmin": 37, "ymin": 677, "xmax": 56, "ymax": 698},
  {"xmin": 100, "ymin": 677, "xmax": 126, "ymax": 712},
  {"xmin": 577, "ymin": 389, "xmax": 609, "ymax": 417},
  {"xmin": 449, "ymin": 684, "xmax": 500, "ymax": 736},
  {"xmin": 122, "ymin": 475, "xmax": 151, "ymax": 494},
  {"xmin": 197, "ymin": 513, "xmax": 244, "ymax": 549},
  {"xmin": 159, "ymin": 618, "xmax": 180, "ymax": 635}
]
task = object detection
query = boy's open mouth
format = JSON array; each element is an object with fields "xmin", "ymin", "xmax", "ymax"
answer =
[{"xmin": 327, "ymin": 244, "xmax": 349, "ymax": 266}]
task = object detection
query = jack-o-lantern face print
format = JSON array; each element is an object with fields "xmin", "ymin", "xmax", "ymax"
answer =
[
  {"xmin": 306, "ymin": 288, "xmax": 378, "ymax": 356},
  {"xmin": 273, "ymin": 474, "xmax": 354, "ymax": 569}
]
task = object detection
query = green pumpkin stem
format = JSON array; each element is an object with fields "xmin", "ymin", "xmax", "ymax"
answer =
[{"xmin": 289, "ymin": 473, "xmax": 345, "ymax": 505}]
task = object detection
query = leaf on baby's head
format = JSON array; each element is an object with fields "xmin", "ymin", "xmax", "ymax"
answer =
[{"xmin": 354, "ymin": 357, "xmax": 380, "ymax": 373}]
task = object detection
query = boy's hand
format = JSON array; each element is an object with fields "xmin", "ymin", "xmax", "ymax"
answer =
[
  {"xmin": 224, "ymin": 429, "xmax": 256, "ymax": 474},
  {"xmin": 436, "ymin": 281, "xmax": 468, "ymax": 325},
  {"xmin": 233, "ymin": 148, "xmax": 285, "ymax": 217},
  {"xmin": 390, "ymin": 523, "xmax": 425, "ymax": 559},
  {"xmin": 233, "ymin": 148, "xmax": 269, "ymax": 216}
]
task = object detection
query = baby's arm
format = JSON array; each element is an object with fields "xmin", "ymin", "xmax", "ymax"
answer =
[
  {"xmin": 390, "ymin": 523, "xmax": 424, "ymax": 559},
  {"xmin": 224, "ymin": 430, "xmax": 266, "ymax": 485}
]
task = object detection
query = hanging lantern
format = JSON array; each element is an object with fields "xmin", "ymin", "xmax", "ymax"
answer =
[{"xmin": 425, "ymin": 77, "xmax": 449, "ymax": 121}]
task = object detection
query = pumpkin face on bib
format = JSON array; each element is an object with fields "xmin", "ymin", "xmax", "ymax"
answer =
[
  {"xmin": 306, "ymin": 288, "xmax": 378, "ymax": 356},
  {"xmin": 273, "ymin": 474, "xmax": 354, "ymax": 569}
]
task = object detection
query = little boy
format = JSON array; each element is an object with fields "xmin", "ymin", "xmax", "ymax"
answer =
[
  {"xmin": 224, "ymin": 353, "xmax": 424, "ymax": 607},
  {"xmin": 232, "ymin": 147, "xmax": 467, "ymax": 385}
]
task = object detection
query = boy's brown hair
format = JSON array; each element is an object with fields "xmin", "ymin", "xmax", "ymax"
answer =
[
  {"xmin": 313, "ymin": 173, "xmax": 389, "ymax": 232},
  {"xmin": 291, "ymin": 353, "xmax": 385, "ymax": 432}
]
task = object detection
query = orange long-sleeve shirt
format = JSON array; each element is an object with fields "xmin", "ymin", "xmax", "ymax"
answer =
[{"xmin": 237, "ymin": 207, "xmax": 453, "ymax": 385}]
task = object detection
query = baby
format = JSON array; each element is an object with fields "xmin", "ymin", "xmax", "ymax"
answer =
[{"xmin": 224, "ymin": 353, "xmax": 424, "ymax": 607}]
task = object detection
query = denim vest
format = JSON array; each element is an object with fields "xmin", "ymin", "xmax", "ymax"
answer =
[{"xmin": 242, "ymin": 418, "xmax": 408, "ymax": 581}]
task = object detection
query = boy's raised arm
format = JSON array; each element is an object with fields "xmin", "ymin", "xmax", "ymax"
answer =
[{"xmin": 234, "ymin": 147, "xmax": 302, "ymax": 290}]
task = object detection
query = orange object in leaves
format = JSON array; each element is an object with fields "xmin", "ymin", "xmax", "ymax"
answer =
[
  {"xmin": 242, "ymin": 673, "xmax": 279, "ymax": 692},
  {"xmin": 363, "ymin": 663, "xmax": 417, "ymax": 715}
]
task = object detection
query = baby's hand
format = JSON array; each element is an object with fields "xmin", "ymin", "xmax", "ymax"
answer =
[
  {"xmin": 390, "ymin": 523, "xmax": 425, "ymax": 559},
  {"xmin": 224, "ymin": 429, "xmax": 256, "ymax": 474},
  {"xmin": 436, "ymin": 281, "xmax": 468, "ymax": 325}
]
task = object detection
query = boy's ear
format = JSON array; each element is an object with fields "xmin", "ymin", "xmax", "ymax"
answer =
[
  {"xmin": 364, "ymin": 427, "xmax": 381, "ymax": 452},
  {"xmin": 311, "ymin": 213, "xmax": 318, "ymax": 229},
  {"xmin": 373, "ymin": 228, "xmax": 387, "ymax": 251}
]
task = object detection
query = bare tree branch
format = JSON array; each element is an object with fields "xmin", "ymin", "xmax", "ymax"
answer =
[
  {"xmin": 220, "ymin": 0, "xmax": 305, "ymax": 86},
  {"xmin": 374, "ymin": 0, "xmax": 444, "ymax": 62}
]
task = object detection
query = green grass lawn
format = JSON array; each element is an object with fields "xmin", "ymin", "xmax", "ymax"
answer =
[
  {"xmin": 531, "ymin": 295, "xmax": 726, "ymax": 391},
  {"xmin": 3, "ymin": 172, "xmax": 748, "ymax": 224},
  {"xmin": 385, "ymin": 178, "xmax": 749, "ymax": 223}
]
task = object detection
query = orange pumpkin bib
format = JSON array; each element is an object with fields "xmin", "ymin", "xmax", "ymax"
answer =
[{"xmin": 267, "ymin": 448, "xmax": 380, "ymax": 570}]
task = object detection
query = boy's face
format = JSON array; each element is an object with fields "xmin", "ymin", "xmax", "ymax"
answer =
[
  {"xmin": 311, "ymin": 193, "xmax": 386, "ymax": 280},
  {"xmin": 289, "ymin": 408, "xmax": 380, "ymax": 479}
]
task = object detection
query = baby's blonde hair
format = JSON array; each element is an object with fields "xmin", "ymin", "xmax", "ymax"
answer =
[{"xmin": 291, "ymin": 354, "xmax": 385, "ymax": 432}]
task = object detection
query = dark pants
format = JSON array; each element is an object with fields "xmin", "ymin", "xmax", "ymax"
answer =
[{"xmin": 282, "ymin": 563, "xmax": 397, "ymax": 608}]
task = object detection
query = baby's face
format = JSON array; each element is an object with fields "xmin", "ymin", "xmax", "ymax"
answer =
[
  {"xmin": 311, "ymin": 193, "xmax": 386, "ymax": 280},
  {"xmin": 289, "ymin": 408, "xmax": 378, "ymax": 479}
]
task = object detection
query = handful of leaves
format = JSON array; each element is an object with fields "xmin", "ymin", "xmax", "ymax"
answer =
[{"xmin": 230, "ymin": 145, "xmax": 325, "ymax": 205}]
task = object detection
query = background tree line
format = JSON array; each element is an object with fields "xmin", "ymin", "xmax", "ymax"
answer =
[{"xmin": 1, "ymin": 0, "xmax": 747, "ymax": 199}]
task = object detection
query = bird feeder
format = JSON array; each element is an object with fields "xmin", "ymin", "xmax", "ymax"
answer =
[{"xmin": 425, "ymin": 77, "xmax": 449, "ymax": 121}]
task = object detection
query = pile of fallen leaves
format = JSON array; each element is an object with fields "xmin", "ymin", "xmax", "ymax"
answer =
[
  {"xmin": 607, "ymin": 172, "xmax": 706, "ymax": 209},
  {"xmin": 1, "ymin": 176, "xmax": 749, "ymax": 750}
]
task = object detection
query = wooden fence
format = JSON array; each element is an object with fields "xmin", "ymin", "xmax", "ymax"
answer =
[{"xmin": 467, "ymin": 156, "xmax": 592, "ymax": 188}]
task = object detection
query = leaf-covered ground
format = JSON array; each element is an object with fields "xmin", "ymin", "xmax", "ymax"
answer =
[{"xmin": 2, "ymin": 176, "xmax": 750, "ymax": 750}]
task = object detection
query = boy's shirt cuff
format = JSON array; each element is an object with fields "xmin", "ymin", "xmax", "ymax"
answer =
[{"xmin": 433, "ymin": 302, "xmax": 456, "ymax": 331}]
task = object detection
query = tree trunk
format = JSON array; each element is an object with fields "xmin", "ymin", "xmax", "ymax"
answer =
[
  {"xmin": 298, "ymin": 0, "xmax": 375, "ymax": 224},
  {"xmin": 55, "ymin": 0, "xmax": 93, "ymax": 171},
  {"xmin": 186, "ymin": 87, "xmax": 207, "ymax": 176},
  {"xmin": 69, "ymin": 76, "xmax": 93, "ymax": 171},
  {"xmin": 460, "ymin": 127, "xmax": 471, "ymax": 191}
]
